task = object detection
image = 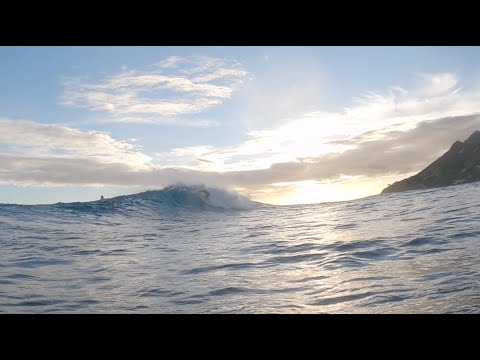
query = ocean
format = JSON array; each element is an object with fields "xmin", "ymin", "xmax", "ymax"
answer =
[{"xmin": 1, "ymin": 183, "xmax": 480, "ymax": 313}]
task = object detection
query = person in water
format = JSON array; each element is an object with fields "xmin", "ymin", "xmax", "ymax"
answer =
[
  {"xmin": 100, "ymin": 195, "xmax": 114, "ymax": 205},
  {"xmin": 200, "ymin": 189, "xmax": 211, "ymax": 202}
]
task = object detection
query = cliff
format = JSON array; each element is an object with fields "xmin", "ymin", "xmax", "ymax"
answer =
[{"xmin": 382, "ymin": 130, "xmax": 480, "ymax": 193}]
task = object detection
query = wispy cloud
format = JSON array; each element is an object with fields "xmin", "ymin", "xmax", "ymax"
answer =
[
  {"xmin": 414, "ymin": 72, "xmax": 459, "ymax": 96},
  {"xmin": 0, "ymin": 118, "xmax": 151, "ymax": 169},
  {"xmin": 61, "ymin": 55, "xmax": 248, "ymax": 125},
  {"xmin": 154, "ymin": 72, "xmax": 480, "ymax": 174}
]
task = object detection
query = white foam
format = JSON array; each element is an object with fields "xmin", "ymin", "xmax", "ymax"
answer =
[{"xmin": 206, "ymin": 187, "xmax": 256, "ymax": 210}]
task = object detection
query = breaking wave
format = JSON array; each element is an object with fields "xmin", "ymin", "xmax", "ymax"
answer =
[{"xmin": 30, "ymin": 184, "xmax": 258, "ymax": 213}]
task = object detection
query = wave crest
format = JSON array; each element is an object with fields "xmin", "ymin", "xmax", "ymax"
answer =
[{"xmin": 117, "ymin": 184, "xmax": 256, "ymax": 211}]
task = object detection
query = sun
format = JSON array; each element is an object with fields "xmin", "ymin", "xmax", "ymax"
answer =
[{"xmin": 261, "ymin": 177, "xmax": 400, "ymax": 205}]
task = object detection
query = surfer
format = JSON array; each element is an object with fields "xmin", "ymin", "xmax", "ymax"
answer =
[
  {"xmin": 100, "ymin": 195, "xmax": 114, "ymax": 205},
  {"xmin": 200, "ymin": 189, "xmax": 211, "ymax": 202}
]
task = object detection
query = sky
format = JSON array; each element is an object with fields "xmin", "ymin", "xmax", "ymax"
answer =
[{"xmin": 1, "ymin": 46, "xmax": 480, "ymax": 205}]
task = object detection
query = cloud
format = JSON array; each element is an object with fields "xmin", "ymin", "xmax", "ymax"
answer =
[
  {"xmin": 61, "ymin": 55, "xmax": 248, "ymax": 125},
  {"xmin": 0, "ymin": 118, "xmax": 151, "ymax": 169},
  {"xmin": 415, "ymin": 72, "xmax": 459, "ymax": 96},
  {"xmin": 156, "ymin": 72, "xmax": 480, "ymax": 175},
  {"xmin": 209, "ymin": 114, "xmax": 480, "ymax": 190},
  {"xmin": 2, "ymin": 115, "xmax": 479, "ymax": 188}
]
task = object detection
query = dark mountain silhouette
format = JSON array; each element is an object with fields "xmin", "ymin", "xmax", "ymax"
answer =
[{"xmin": 382, "ymin": 130, "xmax": 480, "ymax": 193}]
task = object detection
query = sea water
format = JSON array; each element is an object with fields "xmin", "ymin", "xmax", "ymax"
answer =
[{"xmin": 1, "ymin": 183, "xmax": 480, "ymax": 313}]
